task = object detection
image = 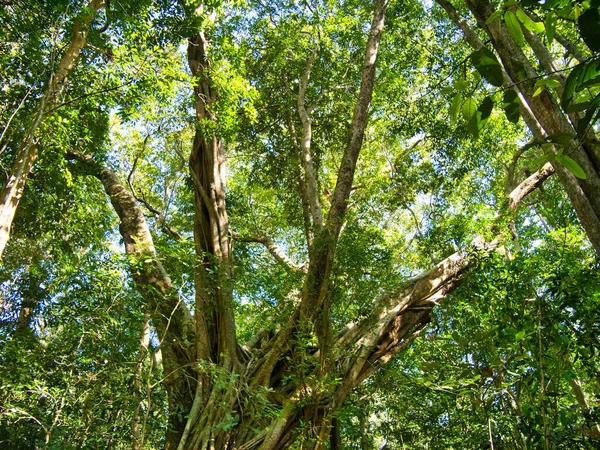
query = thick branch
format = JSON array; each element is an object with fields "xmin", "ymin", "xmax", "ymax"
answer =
[
  {"xmin": 299, "ymin": 0, "xmax": 389, "ymax": 322},
  {"xmin": 508, "ymin": 162, "xmax": 554, "ymax": 211},
  {"xmin": 334, "ymin": 160, "xmax": 555, "ymax": 396},
  {"xmin": 327, "ymin": 0, "xmax": 388, "ymax": 236},
  {"xmin": 66, "ymin": 150, "xmax": 195, "ymax": 393}
]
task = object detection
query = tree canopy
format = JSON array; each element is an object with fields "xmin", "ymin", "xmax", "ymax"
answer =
[{"xmin": 1, "ymin": 0, "xmax": 599, "ymax": 448}]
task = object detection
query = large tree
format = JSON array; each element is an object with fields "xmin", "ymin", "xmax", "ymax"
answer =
[{"xmin": 1, "ymin": 0, "xmax": 599, "ymax": 449}]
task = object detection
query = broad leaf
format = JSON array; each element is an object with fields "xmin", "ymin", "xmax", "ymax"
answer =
[
  {"xmin": 471, "ymin": 47, "xmax": 503, "ymax": 87},
  {"xmin": 545, "ymin": 12, "xmax": 556, "ymax": 43},
  {"xmin": 578, "ymin": 93, "xmax": 600, "ymax": 134},
  {"xmin": 567, "ymin": 101, "xmax": 591, "ymax": 113},
  {"xmin": 555, "ymin": 154, "xmax": 587, "ymax": 179},
  {"xmin": 486, "ymin": 10, "xmax": 503, "ymax": 24},
  {"xmin": 450, "ymin": 93, "xmax": 462, "ymax": 124},
  {"xmin": 546, "ymin": 132, "xmax": 576, "ymax": 147},
  {"xmin": 462, "ymin": 97, "xmax": 477, "ymax": 121},
  {"xmin": 505, "ymin": 11, "xmax": 525, "ymax": 45},
  {"xmin": 454, "ymin": 79, "xmax": 469, "ymax": 91},
  {"xmin": 467, "ymin": 96, "xmax": 494, "ymax": 137},
  {"xmin": 503, "ymin": 90, "xmax": 520, "ymax": 123},
  {"xmin": 515, "ymin": 9, "xmax": 544, "ymax": 34},
  {"xmin": 579, "ymin": 7, "xmax": 600, "ymax": 52},
  {"xmin": 562, "ymin": 60, "xmax": 600, "ymax": 110}
]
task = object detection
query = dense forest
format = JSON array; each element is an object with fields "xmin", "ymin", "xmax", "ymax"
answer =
[{"xmin": 1, "ymin": 0, "xmax": 599, "ymax": 448}]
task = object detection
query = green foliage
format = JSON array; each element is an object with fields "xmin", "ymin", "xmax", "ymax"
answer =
[
  {"xmin": 579, "ymin": 6, "xmax": 600, "ymax": 52},
  {"xmin": 339, "ymin": 233, "xmax": 599, "ymax": 448},
  {"xmin": 505, "ymin": 10, "xmax": 526, "ymax": 45},
  {"xmin": 1, "ymin": 0, "xmax": 599, "ymax": 448}
]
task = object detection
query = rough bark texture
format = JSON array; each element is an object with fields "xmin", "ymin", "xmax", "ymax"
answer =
[
  {"xmin": 0, "ymin": 0, "xmax": 104, "ymax": 259},
  {"xmin": 66, "ymin": 150, "xmax": 196, "ymax": 448}
]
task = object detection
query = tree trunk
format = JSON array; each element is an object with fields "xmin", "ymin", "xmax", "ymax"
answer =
[
  {"xmin": 0, "ymin": 0, "xmax": 103, "ymax": 258},
  {"xmin": 67, "ymin": 100, "xmax": 553, "ymax": 450},
  {"xmin": 66, "ymin": 0, "xmax": 558, "ymax": 447},
  {"xmin": 460, "ymin": 0, "xmax": 600, "ymax": 253}
]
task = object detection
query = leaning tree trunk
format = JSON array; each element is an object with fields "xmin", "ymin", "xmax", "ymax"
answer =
[
  {"xmin": 459, "ymin": 0, "xmax": 600, "ymax": 253},
  {"xmin": 0, "ymin": 0, "xmax": 104, "ymax": 259}
]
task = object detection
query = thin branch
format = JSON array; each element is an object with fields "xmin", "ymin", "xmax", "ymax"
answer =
[
  {"xmin": 288, "ymin": 114, "xmax": 313, "ymax": 247},
  {"xmin": 236, "ymin": 233, "xmax": 306, "ymax": 273},
  {"xmin": 297, "ymin": 45, "xmax": 324, "ymax": 230}
]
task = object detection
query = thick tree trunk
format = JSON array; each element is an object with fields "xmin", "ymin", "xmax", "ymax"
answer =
[
  {"xmin": 0, "ymin": 0, "xmax": 103, "ymax": 259},
  {"xmin": 67, "ymin": 118, "xmax": 554, "ymax": 450},
  {"xmin": 67, "ymin": 0, "xmax": 557, "ymax": 448}
]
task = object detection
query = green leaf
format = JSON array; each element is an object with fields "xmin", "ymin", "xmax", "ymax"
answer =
[
  {"xmin": 479, "ymin": 96, "xmax": 494, "ymax": 121},
  {"xmin": 467, "ymin": 96, "xmax": 494, "ymax": 137},
  {"xmin": 515, "ymin": 330, "xmax": 526, "ymax": 341},
  {"xmin": 454, "ymin": 79, "xmax": 469, "ymax": 91},
  {"xmin": 505, "ymin": 11, "xmax": 525, "ymax": 45},
  {"xmin": 578, "ymin": 92, "xmax": 600, "ymax": 134},
  {"xmin": 562, "ymin": 63, "xmax": 585, "ymax": 109},
  {"xmin": 555, "ymin": 154, "xmax": 587, "ymax": 179},
  {"xmin": 532, "ymin": 86, "xmax": 543, "ymax": 97},
  {"xmin": 567, "ymin": 101, "xmax": 591, "ymax": 113},
  {"xmin": 503, "ymin": 90, "xmax": 520, "ymax": 123},
  {"xmin": 579, "ymin": 8, "xmax": 600, "ymax": 52},
  {"xmin": 486, "ymin": 9, "xmax": 503, "ymax": 24},
  {"xmin": 515, "ymin": 9, "xmax": 545, "ymax": 34},
  {"xmin": 562, "ymin": 60, "xmax": 600, "ymax": 109},
  {"xmin": 545, "ymin": 12, "xmax": 556, "ymax": 43},
  {"xmin": 544, "ymin": 78, "xmax": 561, "ymax": 88},
  {"xmin": 546, "ymin": 132, "xmax": 576, "ymax": 147},
  {"xmin": 510, "ymin": 57, "xmax": 527, "ymax": 79},
  {"xmin": 462, "ymin": 97, "xmax": 477, "ymax": 121},
  {"xmin": 450, "ymin": 93, "xmax": 462, "ymax": 124},
  {"xmin": 471, "ymin": 47, "xmax": 504, "ymax": 87}
]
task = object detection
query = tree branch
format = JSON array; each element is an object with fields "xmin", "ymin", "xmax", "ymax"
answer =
[
  {"xmin": 297, "ymin": 46, "xmax": 324, "ymax": 231},
  {"xmin": 236, "ymin": 233, "xmax": 306, "ymax": 273},
  {"xmin": 65, "ymin": 149, "xmax": 196, "ymax": 396},
  {"xmin": 288, "ymin": 115, "xmax": 314, "ymax": 247},
  {"xmin": 334, "ymin": 160, "xmax": 555, "ymax": 396}
]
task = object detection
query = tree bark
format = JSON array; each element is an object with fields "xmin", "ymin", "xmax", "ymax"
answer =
[
  {"xmin": 69, "ymin": 109, "xmax": 553, "ymax": 450},
  {"xmin": 66, "ymin": 150, "xmax": 196, "ymax": 448}
]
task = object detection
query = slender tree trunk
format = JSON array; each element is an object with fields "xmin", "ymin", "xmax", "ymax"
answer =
[
  {"xmin": 132, "ymin": 316, "xmax": 151, "ymax": 450},
  {"xmin": 0, "ymin": 0, "xmax": 103, "ymax": 258},
  {"xmin": 460, "ymin": 0, "xmax": 600, "ymax": 253}
]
